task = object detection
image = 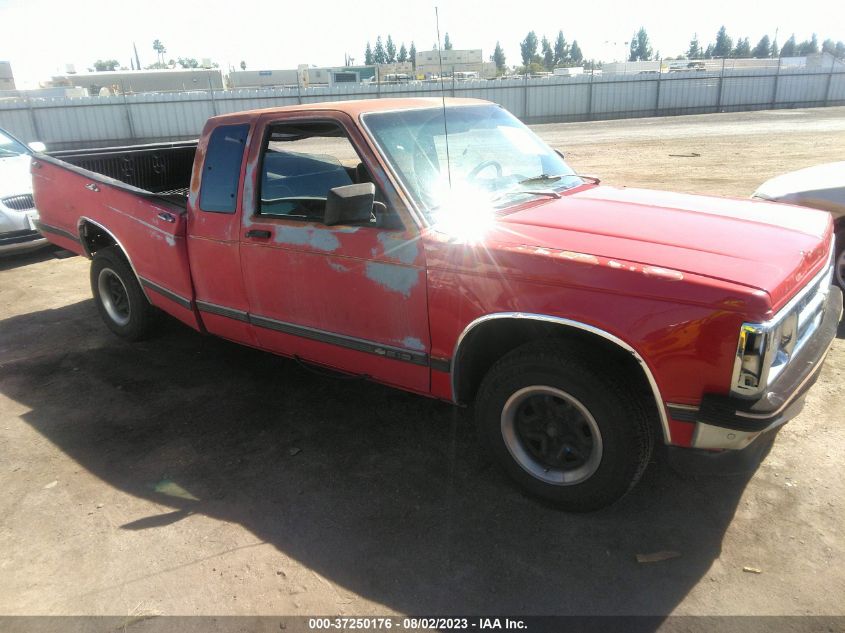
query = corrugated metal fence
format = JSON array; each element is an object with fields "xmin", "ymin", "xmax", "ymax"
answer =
[{"xmin": 2, "ymin": 64, "xmax": 844, "ymax": 149}]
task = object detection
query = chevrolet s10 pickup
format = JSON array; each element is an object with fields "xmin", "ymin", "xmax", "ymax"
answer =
[{"xmin": 32, "ymin": 98, "xmax": 842, "ymax": 510}]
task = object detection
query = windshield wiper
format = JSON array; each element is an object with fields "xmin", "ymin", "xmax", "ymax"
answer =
[
  {"xmin": 518, "ymin": 173, "xmax": 601, "ymax": 186},
  {"xmin": 493, "ymin": 189, "xmax": 561, "ymax": 204}
]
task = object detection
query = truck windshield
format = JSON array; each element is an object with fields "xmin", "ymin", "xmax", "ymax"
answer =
[
  {"xmin": 362, "ymin": 105, "xmax": 582, "ymax": 224},
  {"xmin": 0, "ymin": 129, "xmax": 29, "ymax": 158}
]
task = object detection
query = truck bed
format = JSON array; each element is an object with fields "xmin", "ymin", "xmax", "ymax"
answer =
[{"xmin": 48, "ymin": 141, "xmax": 197, "ymax": 205}]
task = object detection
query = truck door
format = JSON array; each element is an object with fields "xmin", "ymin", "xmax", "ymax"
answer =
[
  {"xmin": 186, "ymin": 118, "xmax": 258, "ymax": 347},
  {"xmin": 237, "ymin": 112, "xmax": 431, "ymax": 394}
]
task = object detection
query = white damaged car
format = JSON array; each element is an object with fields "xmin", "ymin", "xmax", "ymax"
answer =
[
  {"xmin": 0, "ymin": 127, "xmax": 48, "ymax": 255},
  {"xmin": 754, "ymin": 162, "xmax": 845, "ymax": 290}
]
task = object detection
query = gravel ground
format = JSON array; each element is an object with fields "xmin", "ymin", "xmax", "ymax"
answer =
[{"xmin": 1, "ymin": 107, "xmax": 844, "ymax": 619}]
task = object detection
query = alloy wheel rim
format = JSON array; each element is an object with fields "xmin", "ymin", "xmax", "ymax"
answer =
[
  {"xmin": 98, "ymin": 268, "xmax": 131, "ymax": 326},
  {"xmin": 501, "ymin": 385, "xmax": 603, "ymax": 486}
]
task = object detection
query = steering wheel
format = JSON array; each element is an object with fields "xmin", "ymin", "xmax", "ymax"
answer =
[{"xmin": 467, "ymin": 160, "xmax": 503, "ymax": 181}]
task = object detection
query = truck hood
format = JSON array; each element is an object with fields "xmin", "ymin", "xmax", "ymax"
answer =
[
  {"xmin": 496, "ymin": 185, "xmax": 832, "ymax": 310},
  {"xmin": 0, "ymin": 154, "xmax": 34, "ymax": 196}
]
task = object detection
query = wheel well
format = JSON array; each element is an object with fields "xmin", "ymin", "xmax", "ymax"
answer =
[
  {"xmin": 79, "ymin": 220, "xmax": 118, "ymax": 257},
  {"xmin": 453, "ymin": 318, "xmax": 664, "ymax": 440}
]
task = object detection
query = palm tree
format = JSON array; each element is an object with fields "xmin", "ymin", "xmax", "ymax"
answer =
[{"xmin": 152, "ymin": 39, "xmax": 166, "ymax": 66}]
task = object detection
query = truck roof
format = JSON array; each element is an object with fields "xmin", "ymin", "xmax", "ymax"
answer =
[{"xmin": 207, "ymin": 97, "xmax": 490, "ymax": 124}]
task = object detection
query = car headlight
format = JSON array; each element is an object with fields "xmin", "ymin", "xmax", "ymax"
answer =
[{"xmin": 731, "ymin": 240, "xmax": 834, "ymax": 399}]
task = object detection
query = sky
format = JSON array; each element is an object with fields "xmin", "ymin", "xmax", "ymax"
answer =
[{"xmin": 1, "ymin": 0, "xmax": 843, "ymax": 88}]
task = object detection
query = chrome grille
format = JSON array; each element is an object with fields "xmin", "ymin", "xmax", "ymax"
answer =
[{"xmin": 1, "ymin": 194, "xmax": 35, "ymax": 211}]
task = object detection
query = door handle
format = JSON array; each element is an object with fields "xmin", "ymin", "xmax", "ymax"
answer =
[
  {"xmin": 245, "ymin": 229, "xmax": 271, "ymax": 239},
  {"xmin": 85, "ymin": 183, "xmax": 100, "ymax": 192},
  {"xmin": 157, "ymin": 211, "xmax": 176, "ymax": 223}
]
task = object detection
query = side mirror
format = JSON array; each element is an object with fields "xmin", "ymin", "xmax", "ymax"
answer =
[
  {"xmin": 28, "ymin": 141, "xmax": 47, "ymax": 153},
  {"xmin": 324, "ymin": 183, "xmax": 375, "ymax": 226}
]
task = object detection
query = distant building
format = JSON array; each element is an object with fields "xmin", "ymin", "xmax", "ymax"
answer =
[
  {"xmin": 0, "ymin": 61, "xmax": 15, "ymax": 91},
  {"xmin": 227, "ymin": 68, "xmax": 303, "ymax": 89},
  {"xmin": 415, "ymin": 49, "xmax": 497, "ymax": 79},
  {"xmin": 228, "ymin": 64, "xmax": 407, "ymax": 89},
  {"xmin": 45, "ymin": 68, "xmax": 223, "ymax": 95}
]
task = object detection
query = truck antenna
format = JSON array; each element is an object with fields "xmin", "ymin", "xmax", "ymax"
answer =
[{"xmin": 435, "ymin": 6, "xmax": 452, "ymax": 187}]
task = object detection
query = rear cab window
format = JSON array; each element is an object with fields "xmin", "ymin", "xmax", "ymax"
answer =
[{"xmin": 200, "ymin": 123, "xmax": 250, "ymax": 213}]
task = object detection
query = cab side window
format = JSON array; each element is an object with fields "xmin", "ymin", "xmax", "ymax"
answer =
[
  {"xmin": 199, "ymin": 124, "xmax": 249, "ymax": 213},
  {"xmin": 258, "ymin": 121, "xmax": 380, "ymax": 222}
]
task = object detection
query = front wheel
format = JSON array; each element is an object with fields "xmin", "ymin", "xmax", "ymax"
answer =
[
  {"xmin": 90, "ymin": 247, "xmax": 156, "ymax": 341},
  {"xmin": 475, "ymin": 341, "xmax": 654, "ymax": 511},
  {"xmin": 834, "ymin": 229, "xmax": 845, "ymax": 293}
]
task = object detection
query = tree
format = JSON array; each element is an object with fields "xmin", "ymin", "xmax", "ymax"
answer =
[
  {"xmin": 374, "ymin": 36, "xmax": 386, "ymax": 64},
  {"xmin": 836, "ymin": 41, "xmax": 845, "ymax": 60},
  {"xmin": 713, "ymin": 26, "xmax": 732, "ymax": 57},
  {"xmin": 780, "ymin": 34, "xmax": 797, "ymax": 57},
  {"xmin": 570, "ymin": 40, "xmax": 583, "ymax": 65},
  {"xmin": 798, "ymin": 34, "xmax": 819, "ymax": 56},
  {"xmin": 554, "ymin": 31, "xmax": 568, "ymax": 66},
  {"xmin": 732, "ymin": 37, "xmax": 751, "ymax": 58},
  {"xmin": 409, "ymin": 42, "xmax": 417, "ymax": 69},
  {"xmin": 492, "ymin": 41, "xmax": 506, "ymax": 72},
  {"xmin": 822, "ymin": 39, "xmax": 836, "ymax": 55},
  {"xmin": 398, "ymin": 43, "xmax": 408, "ymax": 63},
  {"xmin": 770, "ymin": 38, "xmax": 779, "ymax": 58},
  {"xmin": 520, "ymin": 31, "xmax": 539, "ymax": 67},
  {"xmin": 704, "ymin": 44, "xmax": 715, "ymax": 59},
  {"xmin": 93, "ymin": 59, "xmax": 120, "ymax": 72},
  {"xmin": 386, "ymin": 35, "xmax": 397, "ymax": 63},
  {"xmin": 628, "ymin": 27, "xmax": 653, "ymax": 61},
  {"xmin": 364, "ymin": 42, "xmax": 374, "ymax": 65},
  {"xmin": 177, "ymin": 57, "xmax": 199, "ymax": 68},
  {"xmin": 444, "ymin": 33, "xmax": 452, "ymax": 50},
  {"xmin": 152, "ymin": 39, "xmax": 166, "ymax": 66},
  {"xmin": 687, "ymin": 34, "xmax": 702, "ymax": 59},
  {"xmin": 541, "ymin": 36, "xmax": 554, "ymax": 70},
  {"xmin": 239, "ymin": 60, "xmax": 246, "ymax": 71},
  {"xmin": 752, "ymin": 35, "xmax": 771, "ymax": 58}
]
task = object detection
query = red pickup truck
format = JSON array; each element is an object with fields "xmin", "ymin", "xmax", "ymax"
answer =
[{"xmin": 32, "ymin": 98, "xmax": 841, "ymax": 511}]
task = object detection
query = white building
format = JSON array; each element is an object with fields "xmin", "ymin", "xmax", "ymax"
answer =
[{"xmin": 415, "ymin": 49, "xmax": 497, "ymax": 79}]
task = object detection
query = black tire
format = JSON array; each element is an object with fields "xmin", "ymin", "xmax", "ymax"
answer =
[
  {"xmin": 475, "ymin": 340, "xmax": 654, "ymax": 512},
  {"xmin": 90, "ymin": 247, "xmax": 156, "ymax": 341},
  {"xmin": 834, "ymin": 229, "xmax": 845, "ymax": 293}
]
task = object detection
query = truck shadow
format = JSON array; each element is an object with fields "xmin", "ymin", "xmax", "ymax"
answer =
[{"xmin": 0, "ymin": 301, "xmax": 764, "ymax": 617}]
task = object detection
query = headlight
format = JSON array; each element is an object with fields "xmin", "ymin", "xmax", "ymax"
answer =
[{"xmin": 731, "ymin": 241, "xmax": 834, "ymax": 398}]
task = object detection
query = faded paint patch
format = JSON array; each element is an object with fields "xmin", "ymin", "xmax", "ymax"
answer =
[
  {"xmin": 377, "ymin": 232, "xmax": 419, "ymax": 264},
  {"xmin": 275, "ymin": 225, "xmax": 341, "ymax": 252},
  {"xmin": 402, "ymin": 336, "xmax": 426, "ymax": 351},
  {"xmin": 607, "ymin": 260, "xmax": 624, "ymax": 269},
  {"xmin": 559, "ymin": 250, "xmax": 599, "ymax": 265},
  {"xmin": 365, "ymin": 262, "xmax": 420, "ymax": 298},
  {"xmin": 642, "ymin": 266, "xmax": 684, "ymax": 281},
  {"xmin": 327, "ymin": 260, "xmax": 350, "ymax": 273}
]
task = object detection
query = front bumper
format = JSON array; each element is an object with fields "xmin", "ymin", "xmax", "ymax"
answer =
[{"xmin": 668, "ymin": 285, "xmax": 843, "ymax": 450}]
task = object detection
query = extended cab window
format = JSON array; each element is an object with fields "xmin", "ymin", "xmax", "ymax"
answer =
[
  {"xmin": 199, "ymin": 123, "xmax": 249, "ymax": 213},
  {"xmin": 258, "ymin": 121, "xmax": 381, "ymax": 222}
]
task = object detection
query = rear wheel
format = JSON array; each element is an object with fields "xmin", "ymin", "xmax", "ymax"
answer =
[
  {"xmin": 475, "ymin": 340, "xmax": 653, "ymax": 511},
  {"xmin": 90, "ymin": 247, "xmax": 156, "ymax": 341}
]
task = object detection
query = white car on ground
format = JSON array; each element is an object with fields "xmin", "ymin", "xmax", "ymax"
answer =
[
  {"xmin": 754, "ymin": 162, "xmax": 845, "ymax": 291},
  {"xmin": 0, "ymin": 127, "xmax": 48, "ymax": 255}
]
